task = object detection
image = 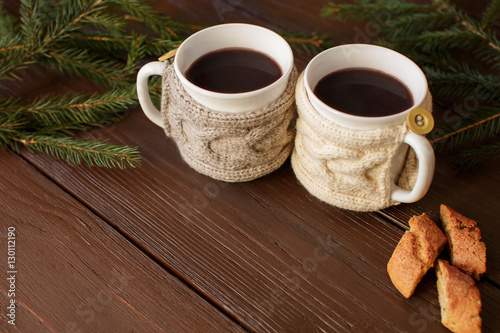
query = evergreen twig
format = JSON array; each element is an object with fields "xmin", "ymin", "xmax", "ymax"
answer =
[
  {"xmin": 422, "ymin": 63, "xmax": 500, "ymax": 100},
  {"xmin": 12, "ymin": 135, "xmax": 141, "ymax": 169},
  {"xmin": 1, "ymin": 0, "xmax": 324, "ymax": 168},
  {"xmin": 2, "ymin": 86, "xmax": 137, "ymax": 134},
  {"xmin": 431, "ymin": 106, "xmax": 500, "ymax": 149},
  {"xmin": 453, "ymin": 142, "xmax": 500, "ymax": 171},
  {"xmin": 0, "ymin": 0, "xmax": 175, "ymax": 167},
  {"xmin": 281, "ymin": 31, "xmax": 330, "ymax": 55},
  {"xmin": 481, "ymin": 0, "xmax": 500, "ymax": 28}
]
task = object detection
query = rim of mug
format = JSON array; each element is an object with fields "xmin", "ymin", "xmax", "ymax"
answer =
[
  {"xmin": 303, "ymin": 44, "xmax": 429, "ymax": 128},
  {"xmin": 174, "ymin": 23, "xmax": 294, "ymax": 100}
]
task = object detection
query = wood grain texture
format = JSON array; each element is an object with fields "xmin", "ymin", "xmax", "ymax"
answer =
[
  {"xmin": 16, "ymin": 107, "xmax": 500, "ymax": 332},
  {"xmin": 2, "ymin": 0, "xmax": 499, "ymax": 332},
  {"xmin": 0, "ymin": 151, "xmax": 245, "ymax": 333}
]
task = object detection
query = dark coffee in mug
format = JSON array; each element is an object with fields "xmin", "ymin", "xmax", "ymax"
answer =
[
  {"xmin": 185, "ymin": 48, "xmax": 282, "ymax": 93},
  {"xmin": 313, "ymin": 68, "xmax": 414, "ymax": 117}
]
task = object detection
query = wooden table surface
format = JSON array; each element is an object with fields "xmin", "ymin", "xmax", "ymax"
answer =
[{"xmin": 1, "ymin": 0, "xmax": 499, "ymax": 332}]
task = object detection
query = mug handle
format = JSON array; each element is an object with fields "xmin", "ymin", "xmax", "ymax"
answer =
[
  {"xmin": 391, "ymin": 132, "xmax": 435, "ymax": 203},
  {"xmin": 137, "ymin": 61, "xmax": 165, "ymax": 127}
]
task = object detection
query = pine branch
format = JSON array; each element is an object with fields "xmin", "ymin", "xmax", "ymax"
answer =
[
  {"xmin": 1, "ymin": 0, "xmax": 108, "ymax": 79},
  {"xmin": 122, "ymin": 33, "xmax": 148, "ymax": 78},
  {"xmin": 435, "ymin": 0, "xmax": 500, "ymax": 66},
  {"xmin": 453, "ymin": 142, "xmax": 500, "ymax": 171},
  {"xmin": 431, "ymin": 106, "xmax": 500, "ymax": 149},
  {"xmin": 423, "ymin": 64, "xmax": 500, "ymax": 100},
  {"xmin": 0, "ymin": 3, "xmax": 18, "ymax": 38},
  {"xmin": 60, "ymin": 33, "xmax": 179, "ymax": 57},
  {"xmin": 281, "ymin": 31, "xmax": 330, "ymax": 55},
  {"xmin": 19, "ymin": 0, "xmax": 45, "ymax": 43},
  {"xmin": 481, "ymin": 0, "xmax": 500, "ymax": 28},
  {"xmin": 0, "ymin": 107, "xmax": 29, "ymax": 145},
  {"xmin": 11, "ymin": 135, "xmax": 141, "ymax": 169},
  {"xmin": 2, "ymin": 86, "xmax": 137, "ymax": 135},
  {"xmin": 323, "ymin": 0, "xmax": 500, "ymax": 67},
  {"xmin": 390, "ymin": 27, "xmax": 483, "ymax": 52},
  {"xmin": 321, "ymin": 2, "xmax": 436, "ymax": 21},
  {"xmin": 41, "ymin": 0, "xmax": 107, "ymax": 43},
  {"xmin": 109, "ymin": 0, "xmax": 181, "ymax": 39},
  {"xmin": 383, "ymin": 11, "xmax": 457, "ymax": 39},
  {"xmin": 39, "ymin": 48, "xmax": 128, "ymax": 88},
  {"xmin": 80, "ymin": 11, "xmax": 126, "ymax": 36},
  {"xmin": 0, "ymin": 36, "xmax": 30, "ymax": 81}
]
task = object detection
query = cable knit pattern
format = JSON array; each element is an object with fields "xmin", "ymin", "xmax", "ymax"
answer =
[
  {"xmin": 292, "ymin": 72, "xmax": 430, "ymax": 211},
  {"xmin": 160, "ymin": 60, "xmax": 298, "ymax": 182}
]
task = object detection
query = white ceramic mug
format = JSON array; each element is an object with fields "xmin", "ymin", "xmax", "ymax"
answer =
[
  {"xmin": 304, "ymin": 44, "xmax": 435, "ymax": 203},
  {"xmin": 137, "ymin": 23, "xmax": 294, "ymax": 127}
]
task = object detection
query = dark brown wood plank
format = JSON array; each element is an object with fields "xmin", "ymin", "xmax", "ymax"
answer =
[{"xmin": 0, "ymin": 150, "xmax": 245, "ymax": 333}]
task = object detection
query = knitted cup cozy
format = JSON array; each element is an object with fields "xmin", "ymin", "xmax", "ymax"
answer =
[
  {"xmin": 160, "ymin": 59, "xmax": 298, "ymax": 182},
  {"xmin": 291, "ymin": 72, "xmax": 432, "ymax": 212}
]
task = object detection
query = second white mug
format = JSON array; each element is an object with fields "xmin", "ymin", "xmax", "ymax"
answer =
[{"xmin": 301, "ymin": 44, "xmax": 435, "ymax": 204}]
